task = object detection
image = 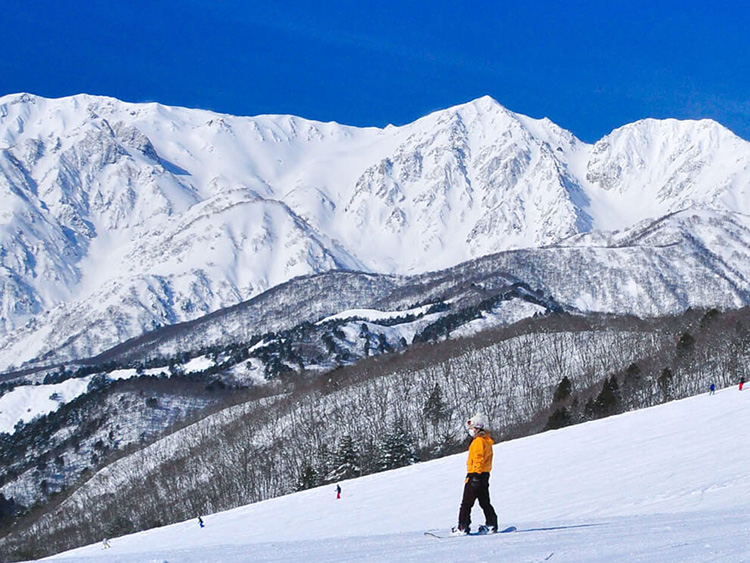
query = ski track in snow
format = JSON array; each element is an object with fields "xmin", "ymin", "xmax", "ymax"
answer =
[{"xmin": 33, "ymin": 386, "xmax": 750, "ymax": 563}]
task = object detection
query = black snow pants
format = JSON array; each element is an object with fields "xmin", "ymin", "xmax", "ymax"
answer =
[{"xmin": 458, "ymin": 472, "xmax": 497, "ymax": 530}]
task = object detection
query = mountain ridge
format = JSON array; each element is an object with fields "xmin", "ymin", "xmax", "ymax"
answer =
[{"xmin": 1, "ymin": 93, "xmax": 750, "ymax": 371}]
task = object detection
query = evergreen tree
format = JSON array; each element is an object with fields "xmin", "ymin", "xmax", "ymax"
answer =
[
  {"xmin": 377, "ymin": 424, "xmax": 418, "ymax": 471},
  {"xmin": 328, "ymin": 435, "xmax": 360, "ymax": 481},
  {"xmin": 552, "ymin": 376, "xmax": 573, "ymax": 403},
  {"xmin": 584, "ymin": 396, "xmax": 596, "ymax": 419},
  {"xmin": 699, "ymin": 309, "xmax": 720, "ymax": 329},
  {"xmin": 676, "ymin": 332, "xmax": 695, "ymax": 356},
  {"xmin": 358, "ymin": 323, "xmax": 370, "ymax": 338},
  {"xmin": 360, "ymin": 323, "xmax": 371, "ymax": 356},
  {"xmin": 423, "ymin": 383, "xmax": 448, "ymax": 429},
  {"xmin": 314, "ymin": 443, "xmax": 332, "ymax": 483},
  {"xmin": 357, "ymin": 439, "xmax": 380, "ymax": 475},
  {"xmin": 86, "ymin": 373, "xmax": 111, "ymax": 394},
  {"xmin": 626, "ymin": 363, "xmax": 640, "ymax": 378},
  {"xmin": 595, "ymin": 375, "xmax": 620, "ymax": 417},
  {"xmin": 545, "ymin": 406, "xmax": 572, "ymax": 430},
  {"xmin": 658, "ymin": 367, "xmax": 673, "ymax": 401},
  {"xmin": 377, "ymin": 333, "xmax": 390, "ymax": 353},
  {"xmin": 623, "ymin": 363, "xmax": 641, "ymax": 387},
  {"xmin": 295, "ymin": 463, "xmax": 318, "ymax": 491},
  {"xmin": 586, "ymin": 376, "xmax": 620, "ymax": 419}
]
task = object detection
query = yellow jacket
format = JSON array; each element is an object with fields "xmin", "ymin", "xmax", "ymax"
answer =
[{"xmin": 466, "ymin": 431, "xmax": 494, "ymax": 474}]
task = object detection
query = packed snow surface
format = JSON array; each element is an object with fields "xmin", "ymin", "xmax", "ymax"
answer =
[{"xmin": 37, "ymin": 385, "xmax": 750, "ymax": 562}]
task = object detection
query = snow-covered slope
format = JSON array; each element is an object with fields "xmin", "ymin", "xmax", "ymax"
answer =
[
  {"xmin": 70, "ymin": 207, "xmax": 748, "ymax": 374},
  {"xmin": 37, "ymin": 385, "xmax": 750, "ymax": 562},
  {"xmin": 2, "ymin": 93, "xmax": 750, "ymax": 371},
  {"xmin": 585, "ymin": 118, "xmax": 750, "ymax": 229}
]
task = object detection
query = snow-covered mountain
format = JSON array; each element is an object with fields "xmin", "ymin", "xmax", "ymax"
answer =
[
  {"xmin": 2, "ymin": 93, "xmax": 750, "ymax": 371},
  {"xmin": 58, "ymin": 207, "xmax": 744, "ymax": 376}
]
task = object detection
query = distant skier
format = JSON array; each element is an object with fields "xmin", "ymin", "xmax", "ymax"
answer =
[
  {"xmin": 740, "ymin": 377, "xmax": 745, "ymax": 391},
  {"xmin": 451, "ymin": 413, "xmax": 498, "ymax": 536},
  {"xmin": 102, "ymin": 538, "xmax": 111, "ymax": 549},
  {"xmin": 198, "ymin": 515, "xmax": 204, "ymax": 528},
  {"xmin": 709, "ymin": 383, "xmax": 716, "ymax": 395},
  {"xmin": 336, "ymin": 484, "xmax": 341, "ymax": 499}
]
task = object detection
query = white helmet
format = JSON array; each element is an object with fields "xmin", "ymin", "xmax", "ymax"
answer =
[{"xmin": 467, "ymin": 413, "xmax": 486, "ymax": 431}]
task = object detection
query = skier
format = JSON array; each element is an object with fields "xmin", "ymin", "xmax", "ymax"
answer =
[
  {"xmin": 102, "ymin": 538, "xmax": 111, "ymax": 549},
  {"xmin": 740, "ymin": 377, "xmax": 745, "ymax": 391},
  {"xmin": 336, "ymin": 484, "xmax": 342, "ymax": 499},
  {"xmin": 198, "ymin": 515, "xmax": 204, "ymax": 528},
  {"xmin": 709, "ymin": 383, "xmax": 716, "ymax": 395},
  {"xmin": 452, "ymin": 413, "xmax": 498, "ymax": 536}
]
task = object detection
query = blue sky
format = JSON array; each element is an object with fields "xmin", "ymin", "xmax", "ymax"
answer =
[{"xmin": 2, "ymin": 1, "xmax": 749, "ymax": 142}]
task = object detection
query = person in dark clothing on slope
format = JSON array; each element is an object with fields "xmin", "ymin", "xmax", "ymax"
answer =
[{"xmin": 452, "ymin": 413, "xmax": 498, "ymax": 535}]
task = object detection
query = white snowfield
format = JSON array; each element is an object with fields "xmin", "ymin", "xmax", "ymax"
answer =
[
  {"xmin": 36, "ymin": 386, "xmax": 750, "ymax": 562},
  {"xmin": 3, "ymin": 92, "xmax": 750, "ymax": 371},
  {"xmin": 0, "ymin": 369, "xmax": 140, "ymax": 434}
]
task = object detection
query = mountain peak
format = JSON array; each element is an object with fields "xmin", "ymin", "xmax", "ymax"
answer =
[
  {"xmin": 1, "ymin": 92, "xmax": 750, "ymax": 370},
  {"xmin": 467, "ymin": 94, "xmax": 507, "ymax": 111},
  {"xmin": 602, "ymin": 116, "xmax": 745, "ymax": 148},
  {"xmin": 449, "ymin": 95, "xmax": 515, "ymax": 120}
]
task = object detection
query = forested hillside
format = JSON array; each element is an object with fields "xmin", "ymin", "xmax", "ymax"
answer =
[{"xmin": 2, "ymin": 306, "xmax": 748, "ymax": 561}]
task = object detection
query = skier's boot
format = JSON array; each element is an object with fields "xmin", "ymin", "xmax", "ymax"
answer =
[{"xmin": 450, "ymin": 526, "xmax": 469, "ymax": 536}]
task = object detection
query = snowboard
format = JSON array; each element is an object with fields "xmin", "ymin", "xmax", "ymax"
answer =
[{"xmin": 424, "ymin": 525, "xmax": 517, "ymax": 539}]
